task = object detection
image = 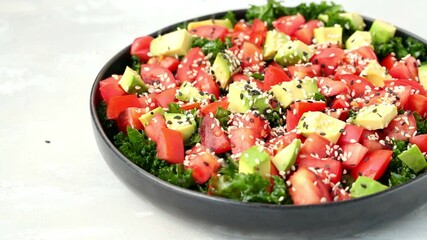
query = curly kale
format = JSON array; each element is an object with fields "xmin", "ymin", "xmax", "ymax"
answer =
[
  {"xmin": 413, "ymin": 112, "xmax": 427, "ymax": 135},
  {"xmin": 215, "ymin": 107, "xmax": 231, "ymax": 129},
  {"xmin": 191, "ymin": 37, "xmax": 230, "ymax": 60},
  {"xmin": 222, "ymin": 11, "xmax": 237, "ymax": 26},
  {"xmin": 114, "ymin": 128, "xmax": 195, "ymax": 188},
  {"xmin": 97, "ymin": 101, "xmax": 118, "ymax": 139},
  {"xmin": 374, "ymin": 36, "xmax": 427, "ymax": 60},
  {"xmin": 167, "ymin": 103, "xmax": 185, "ymax": 114},
  {"xmin": 263, "ymin": 106, "xmax": 284, "ymax": 128},
  {"xmin": 381, "ymin": 139, "xmax": 416, "ymax": 187},
  {"xmin": 131, "ymin": 55, "xmax": 141, "ymax": 72}
]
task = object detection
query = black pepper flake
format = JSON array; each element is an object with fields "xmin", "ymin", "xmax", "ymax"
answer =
[
  {"xmin": 174, "ymin": 115, "xmax": 181, "ymax": 119},
  {"xmin": 178, "ymin": 91, "xmax": 183, "ymax": 96},
  {"xmin": 302, "ymin": 51, "xmax": 308, "ymax": 56},
  {"xmin": 377, "ymin": 113, "xmax": 382, "ymax": 118},
  {"xmin": 150, "ymin": 111, "xmax": 154, "ymax": 115},
  {"xmin": 167, "ymin": 120, "xmax": 173, "ymax": 124},
  {"xmin": 320, "ymin": 132, "xmax": 326, "ymax": 136},
  {"xmin": 45, "ymin": 140, "xmax": 51, "ymax": 144},
  {"xmin": 350, "ymin": 80, "xmax": 354, "ymax": 85},
  {"xmin": 203, "ymin": 161, "xmax": 210, "ymax": 167},
  {"xmin": 254, "ymin": 112, "xmax": 259, "ymax": 117},
  {"xmin": 296, "ymin": 84, "xmax": 302, "ymax": 89},
  {"xmin": 339, "ymin": 128, "xmax": 345, "ymax": 133},
  {"xmin": 364, "ymin": 157, "xmax": 370, "ymax": 162},
  {"xmin": 373, "ymin": 108, "xmax": 377, "ymax": 113},
  {"xmin": 240, "ymin": 93, "xmax": 244, "ymax": 100},
  {"xmin": 249, "ymin": 118, "xmax": 254, "ymax": 123},
  {"xmin": 361, "ymin": 183, "xmax": 367, "ymax": 189}
]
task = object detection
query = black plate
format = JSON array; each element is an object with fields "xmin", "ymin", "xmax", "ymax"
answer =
[{"xmin": 90, "ymin": 9, "xmax": 427, "ymax": 239}]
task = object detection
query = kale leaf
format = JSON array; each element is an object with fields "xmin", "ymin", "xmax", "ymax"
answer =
[
  {"xmin": 246, "ymin": 0, "xmax": 282, "ymax": 27},
  {"xmin": 167, "ymin": 103, "xmax": 185, "ymax": 114},
  {"xmin": 97, "ymin": 101, "xmax": 118, "ymax": 140},
  {"xmin": 382, "ymin": 139, "xmax": 417, "ymax": 187},
  {"xmin": 413, "ymin": 112, "xmax": 427, "ymax": 135},
  {"xmin": 374, "ymin": 36, "xmax": 427, "ymax": 60},
  {"xmin": 215, "ymin": 107, "xmax": 231, "ymax": 129},
  {"xmin": 131, "ymin": 55, "xmax": 141, "ymax": 72},
  {"xmin": 184, "ymin": 132, "xmax": 201, "ymax": 148},
  {"xmin": 192, "ymin": 37, "xmax": 227, "ymax": 60},
  {"xmin": 263, "ymin": 106, "xmax": 284, "ymax": 128},
  {"xmin": 222, "ymin": 11, "xmax": 237, "ymax": 26},
  {"xmin": 114, "ymin": 128, "xmax": 195, "ymax": 188}
]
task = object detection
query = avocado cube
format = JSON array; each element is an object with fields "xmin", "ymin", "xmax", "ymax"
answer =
[
  {"xmin": 339, "ymin": 12, "xmax": 366, "ymax": 30},
  {"xmin": 353, "ymin": 104, "xmax": 397, "ymax": 130},
  {"xmin": 418, "ymin": 64, "xmax": 427, "ymax": 91},
  {"xmin": 314, "ymin": 27, "xmax": 343, "ymax": 45},
  {"xmin": 227, "ymin": 81, "xmax": 251, "ymax": 113},
  {"xmin": 118, "ymin": 66, "xmax": 148, "ymax": 94},
  {"xmin": 165, "ymin": 113, "xmax": 196, "ymax": 141},
  {"xmin": 150, "ymin": 29, "xmax": 193, "ymax": 57},
  {"xmin": 345, "ymin": 31, "xmax": 372, "ymax": 50},
  {"xmin": 271, "ymin": 139, "xmax": 301, "ymax": 172},
  {"xmin": 297, "ymin": 111, "xmax": 346, "ymax": 143},
  {"xmin": 398, "ymin": 145, "xmax": 427, "ymax": 173},
  {"xmin": 274, "ymin": 40, "xmax": 314, "ymax": 66},
  {"xmin": 187, "ymin": 19, "xmax": 233, "ymax": 30},
  {"xmin": 369, "ymin": 19, "xmax": 396, "ymax": 45},
  {"xmin": 271, "ymin": 78, "xmax": 319, "ymax": 108},
  {"xmin": 139, "ymin": 107, "xmax": 165, "ymax": 126},
  {"xmin": 239, "ymin": 146, "xmax": 271, "ymax": 178},
  {"xmin": 176, "ymin": 81, "xmax": 210, "ymax": 102},
  {"xmin": 360, "ymin": 60, "xmax": 391, "ymax": 87},
  {"xmin": 350, "ymin": 176, "xmax": 388, "ymax": 198},
  {"xmin": 212, "ymin": 51, "xmax": 240, "ymax": 88},
  {"xmin": 263, "ymin": 30, "xmax": 290, "ymax": 60}
]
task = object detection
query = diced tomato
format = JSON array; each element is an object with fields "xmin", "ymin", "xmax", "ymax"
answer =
[
  {"xmin": 194, "ymin": 70, "xmax": 220, "ymax": 99},
  {"xmin": 232, "ymin": 73, "xmax": 250, "ymax": 82},
  {"xmin": 405, "ymin": 94, "xmax": 427, "ymax": 117},
  {"xmin": 232, "ymin": 112, "xmax": 270, "ymax": 139},
  {"xmin": 289, "ymin": 167, "xmax": 332, "ymax": 205},
  {"xmin": 341, "ymin": 143, "xmax": 369, "ymax": 169},
  {"xmin": 106, "ymin": 94, "xmax": 141, "ymax": 120},
  {"xmin": 185, "ymin": 145, "xmax": 220, "ymax": 184},
  {"xmin": 99, "ymin": 79, "xmax": 126, "ymax": 103},
  {"xmin": 361, "ymin": 130, "xmax": 389, "ymax": 152},
  {"xmin": 334, "ymin": 64, "xmax": 356, "ymax": 76},
  {"xmin": 144, "ymin": 114, "xmax": 166, "ymax": 142},
  {"xmin": 229, "ymin": 127, "xmax": 257, "ymax": 154},
  {"xmin": 383, "ymin": 113, "xmax": 417, "ymax": 141},
  {"xmin": 354, "ymin": 46, "xmax": 377, "ymax": 62},
  {"xmin": 140, "ymin": 64, "xmax": 177, "ymax": 88},
  {"xmin": 99, "ymin": 76, "xmax": 121, "ymax": 87},
  {"xmin": 154, "ymin": 87, "xmax": 177, "ymax": 108},
  {"xmin": 384, "ymin": 79, "xmax": 426, "ymax": 96},
  {"xmin": 294, "ymin": 20, "xmax": 323, "ymax": 44},
  {"xmin": 200, "ymin": 100, "xmax": 230, "ymax": 115},
  {"xmin": 286, "ymin": 64, "xmax": 321, "ymax": 79},
  {"xmin": 351, "ymin": 149, "xmax": 393, "ymax": 180},
  {"xmin": 138, "ymin": 93, "xmax": 158, "ymax": 109},
  {"xmin": 190, "ymin": 25, "xmax": 229, "ymax": 41},
  {"xmin": 266, "ymin": 131, "xmax": 300, "ymax": 155},
  {"xmin": 337, "ymin": 124, "xmax": 364, "ymax": 145},
  {"xmin": 273, "ymin": 14, "xmax": 306, "ymax": 36},
  {"xmin": 325, "ymin": 108, "xmax": 350, "ymax": 121},
  {"xmin": 239, "ymin": 41, "xmax": 264, "ymax": 70},
  {"xmin": 298, "ymin": 155, "xmax": 342, "ymax": 184},
  {"xmin": 116, "ymin": 107, "xmax": 146, "ymax": 133},
  {"xmin": 380, "ymin": 54, "xmax": 397, "ymax": 70},
  {"xmin": 330, "ymin": 94, "xmax": 351, "ymax": 109},
  {"xmin": 286, "ymin": 109, "xmax": 300, "ymax": 132},
  {"xmin": 248, "ymin": 18, "xmax": 267, "ymax": 46},
  {"xmin": 156, "ymin": 128, "xmax": 184, "ymax": 164},
  {"xmin": 291, "ymin": 101, "xmax": 326, "ymax": 117},
  {"xmin": 176, "ymin": 47, "xmax": 206, "ymax": 83},
  {"xmin": 389, "ymin": 62, "xmax": 413, "ymax": 80},
  {"xmin": 180, "ymin": 102, "xmax": 201, "ymax": 111},
  {"xmin": 200, "ymin": 115, "xmax": 231, "ymax": 154},
  {"xmin": 336, "ymin": 74, "xmax": 374, "ymax": 98},
  {"xmin": 299, "ymin": 133, "xmax": 332, "ymax": 159},
  {"xmin": 234, "ymin": 21, "xmax": 252, "ymax": 32},
  {"xmin": 317, "ymin": 77, "xmax": 349, "ymax": 97},
  {"xmin": 148, "ymin": 56, "xmax": 180, "ymax": 72},
  {"xmin": 332, "ymin": 186, "xmax": 351, "ymax": 202},
  {"xmin": 409, "ymin": 134, "xmax": 427, "ymax": 153},
  {"xmin": 262, "ymin": 64, "xmax": 291, "ymax": 91},
  {"xmin": 130, "ymin": 36, "xmax": 154, "ymax": 62},
  {"xmin": 403, "ymin": 55, "xmax": 419, "ymax": 80},
  {"xmin": 311, "ymin": 47, "xmax": 345, "ymax": 76}
]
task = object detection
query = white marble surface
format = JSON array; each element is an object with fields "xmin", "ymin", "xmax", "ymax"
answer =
[{"xmin": 1, "ymin": 0, "xmax": 427, "ymax": 239}]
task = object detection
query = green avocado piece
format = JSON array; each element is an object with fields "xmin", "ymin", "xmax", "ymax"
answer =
[
  {"xmin": 150, "ymin": 29, "xmax": 193, "ymax": 57},
  {"xmin": 345, "ymin": 31, "xmax": 372, "ymax": 50},
  {"xmin": 176, "ymin": 81, "xmax": 210, "ymax": 102},
  {"xmin": 227, "ymin": 81, "xmax": 251, "ymax": 113},
  {"xmin": 271, "ymin": 78, "xmax": 319, "ymax": 108},
  {"xmin": 418, "ymin": 64, "xmax": 427, "ymax": 91},
  {"xmin": 271, "ymin": 139, "xmax": 301, "ymax": 172},
  {"xmin": 369, "ymin": 19, "xmax": 396, "ymax": 45},
  {"xmin": 274, "ymin": 40, "xmax": 314, "ymax": 66},
  {"xmin": 353, "ymin": 103, "xmax": 397, "ymax": 130},
  {"xmin": 118, "ymin": 66, "xmax": 148, "ymax": 94},
  {"xmin": 398, "ymin": 145, "xmax": 427, "ymax": 173},
  {"xmin": 187, "ymin": 19, "xmax": 233, "ymax": 30},
  {"xmin": 164, "ymin": 113, "xmax": 196, "ymax": 141},
  {"xmin": 263, "ymin": 30, "xmax": 290, "ymax": 60},
  {"xmin": 339, "ymin": 12, "xmax": 366, "ymax": 30},
  {"xmin": 239, "ymin": 146, "xmax": 271, "ymax": 178},
  {"xmin": 350, "ymin": 176, "xmax": 388, "ymax": 198},
  {"xmin": 211, "ymin": 51, "xmax": 240, "ymax": 88},
  {"xmin": 297, "ymin": 111, "xmax": 346, "ymax": 144},
  {"xmin": 360, "ymin": 60, "xmax": 392, "ymax": 87},
  {"xmin": 314, "ymin": 27, "xmax": 343, "ymax": 45},
  {"xmin": 138, "ymin": 107, "xmax": 165, "ymax": 126}
]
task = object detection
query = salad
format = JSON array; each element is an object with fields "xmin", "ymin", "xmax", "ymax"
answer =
[{"xmin": 97, "ymin": 1, "xmax": 427, "ymax": 205}]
